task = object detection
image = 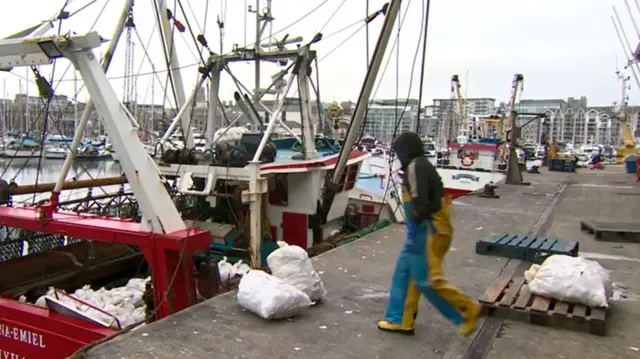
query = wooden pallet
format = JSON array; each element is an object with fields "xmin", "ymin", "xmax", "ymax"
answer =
[
  {"xmin": 580, "ymin": 220, "xmax": 640, "ymax": 243},
  {"xmin": 475, "ymin": 234, "xmax": 579, "ymax": 263},
  {"xmin": 478, "ymin": 276, "xmax": 607, "ymax": 335}
]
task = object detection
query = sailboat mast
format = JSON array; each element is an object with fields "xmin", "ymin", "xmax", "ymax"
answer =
[
  {"xmin": 1, "ymin": 78, "xmax": 5, "ymax": 141},
  {"xmin": 74, "ymin": 70, "xmax": 78, "ymax": 136},
  {"xmin": 25, "ymin": 69, "xmax": 29, "ymax": 133},
  {"xmin": 151, "ymin": 76, "xmax": 155, "ymax": 141},
  {"xmin": 18, "ymin": 79, "xmax": 23, "ymax": 133}
]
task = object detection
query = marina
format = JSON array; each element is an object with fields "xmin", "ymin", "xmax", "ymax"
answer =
[{"xmin": 81, "ymin": 169, "xmax": 640, "ymax": 359}]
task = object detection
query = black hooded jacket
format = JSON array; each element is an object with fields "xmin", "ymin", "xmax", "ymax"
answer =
[{"xmin": 392, "ymin": 132, "xmax": 443, "ymax": 221}]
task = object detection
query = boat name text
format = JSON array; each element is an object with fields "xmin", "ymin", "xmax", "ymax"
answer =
[
  {"xmin": 0, "ymin": 322, "xmax": 45, "ymax": 348},
  {"xmin": 0, "ymin": 349, "xmax": 30, "ymax": 359}
]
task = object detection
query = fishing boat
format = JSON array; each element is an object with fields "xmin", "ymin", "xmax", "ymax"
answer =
[{"xmin": 0, "ymin": 1, "xmax": 399, "ymax": 357}]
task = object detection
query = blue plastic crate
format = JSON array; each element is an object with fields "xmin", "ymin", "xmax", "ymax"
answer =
[
  {"xmin": 563, "ymin": 160, "xmax": 576, "ymax": 172},
  {"xmin": 549, "ymin": 159, "xmax": 562, "ymax": 171}
]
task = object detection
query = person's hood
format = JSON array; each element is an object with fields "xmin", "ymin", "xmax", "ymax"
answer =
[{"xmin": 392, "ymin": 132, "xmax": 424, "ymax": 167}]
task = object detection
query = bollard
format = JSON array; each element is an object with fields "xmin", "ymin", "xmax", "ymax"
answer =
[{"xmin": 478, "ymin": 183, "xmax": 500, "ymax": 199}]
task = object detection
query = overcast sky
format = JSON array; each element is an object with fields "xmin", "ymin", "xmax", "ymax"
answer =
[{"xmin": 0, "ymin": 0, "xmax": 636, "ymax": 109}]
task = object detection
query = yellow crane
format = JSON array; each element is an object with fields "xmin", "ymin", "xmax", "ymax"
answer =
[{"xmin": 614, "ymin": 69, "xmax": 638, "ymax": 162}]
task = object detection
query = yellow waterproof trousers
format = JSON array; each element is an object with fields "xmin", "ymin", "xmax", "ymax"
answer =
[{"xmin": 383, "ymin": 196, "xmax": 481, "ymax": 332}]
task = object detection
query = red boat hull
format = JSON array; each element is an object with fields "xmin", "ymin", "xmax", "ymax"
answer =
[{"xmin": 0, "ymin": 298, "xmax": 115, "ymax": 358}]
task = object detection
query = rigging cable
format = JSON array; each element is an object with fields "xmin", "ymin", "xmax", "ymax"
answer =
[
  {"xmin": 394, "ymin": 10, "xmax": 400, "ymax": 145},
  {"xmin": 225, "ymin": 0, "xmax": 330, "ymax": 56},
  {"xmin": 318, "ymin": 23, "xmax": 366, "ymax": 62},
  {"xmin": 414, "ymin": 0, "xmax": 431, "ymax": 134},
  {"xmin": 171, "ymin": 0, "xmax": 210, "ymax": 178},
  {"xmin": 151, "ymin": 0, "xmax": 180, "ymax": 128},
  {"xmin": 389, "ymin": 0, "xmax": 422, "ymax": 140},
  {"xmin": 354, "ymin": 0, "xmax": 413, "ymax": 144},
  {"xmin": 32, "ymin": 0, "xmax": 72, "ymax": 205},
  {"xmin": 319, "ymin": 0, "xmax": 348, "ymax": 33},
  {"xmin": 287, "ymin": 3, "xmax": 388, "ymax": 102},
  {"xmin": 132, "ymin": 27, "xmax": 175, "ymax": 110},
  {"xmin": 366, "ymin": 0, "xmax": 370, "ymax": 66},
  {"xmin": 372, "ymin": 0, "xmax": 426, "ymax": 222}
]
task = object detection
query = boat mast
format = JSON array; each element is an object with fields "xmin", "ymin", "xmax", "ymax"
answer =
[
  {"xmin": 2, "ymin": 78, "xmax": 5, "ymax": 142},
  {"xmin": 151, "ymin": 74, "xmax": 155, "ymax": 142},
  {"xmin": 154, "ymin": 0, "xmax": 193, "ymax": 148},
  {"xmin": 25, "ymin": 71, "xmax": 29, "ymax": 134},
  {"xmin": 73, "ymin": 70, "xmax": 78, "ymax": 136},
  {"xmin": 451, "ymin": 74, "xmax": 465, "ymax": 139}
]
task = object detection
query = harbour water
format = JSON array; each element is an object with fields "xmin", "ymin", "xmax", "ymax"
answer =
[{"xmin": 0, "ymin": 159, "xmax": 123, "ymax": 205}]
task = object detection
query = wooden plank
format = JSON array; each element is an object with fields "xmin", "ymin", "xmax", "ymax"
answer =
[
  {"xmin": 530, "ymin": 295, "xmax": 551, "ymax": 312},
  {"xmin": 499, "ymin": 277, "xmax": 525, "ymax": 307},
  {"xmin": 513, "ymin": 285, "xmax": 533, "ymax": 309},
  {"xmin": 479, "ymin": 276, "xmax": 609, "ymax": 336},
  {"xmin": 589, "ymin": 308, "xmax": 608, "ymax": 336},
  {"xmin": 580, "ymin": 220, "xmax": 596, "ymax": 231},
  {"xmin": 478, "ymin": 275, "xmax": 511, "ymax": 304},
  {"xmin": 590, "ymin": 307, "xmax": 606, "ymax": 322},
  {"xmin": 553, "ymin": 301, "xmax": 569, "ymax": 316},
  {"xmin": 572, "ymin": 304, "xmax": 587, "ymax": 318}
]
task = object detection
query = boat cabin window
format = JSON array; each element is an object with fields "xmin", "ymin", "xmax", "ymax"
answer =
[
  {"xmin": 268, "ymin": 174, "xmax": 289, "ymax": 206},
  {"xmin": 344, "ymin": 164, "xmax": 359, "ymax": 191},
  {"xmin": 325, "ymin": 164, "xmax": 359, "ymax": 193}
]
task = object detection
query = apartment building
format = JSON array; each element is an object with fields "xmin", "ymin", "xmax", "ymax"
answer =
[
  {"xmin": 516, "ymin": 97, "xmax": 639, "ymax": 145},
  {"xmin": 361, "ymin": 99, "xmax": 418, "ymax": 143}
]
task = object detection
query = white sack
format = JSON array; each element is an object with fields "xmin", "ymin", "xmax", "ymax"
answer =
[
  {"xmin": 34, "ymin": 277, "xmax": 150, "ymax": 329},
  {"xmin": 231, "ymin": 259, "xmax": 251, "ymax": 278},
  {"xmin": 213, "ymin": 126, "xmax": 248, "ymax": 143},
  {"xmin": 526, "ymin": 255, "xmax": 613, "ymax": 308},
  {"xmin": 266, "ymin": 244, "xmax": 326, "ymax": 301},
  {"xmin": 237, "ymin": 270, "xmax": 312, "ymax": 320},
  {"xmin": 218, "ymin": 256, "xmax": 234, "ymax": 281}
]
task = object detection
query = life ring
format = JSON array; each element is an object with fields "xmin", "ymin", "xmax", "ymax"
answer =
[{"xmin": 461, "ymin": 154, "xmax": 475, "ymax": 167}]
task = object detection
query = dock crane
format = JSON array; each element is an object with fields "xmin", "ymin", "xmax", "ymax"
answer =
[
  {"xmin": 614, "ymin": 68, "xmax": 638, "ymax": 160},
  {"xmin": 499, "ymin": 74, "xmax": 524, "ymax": 164},
  {"xmin": 122, "ymin": 6, "xmax": 135, "ymax": 112},
  {"xmin": 611, "ymin": 3, "xmax": 640, "ymax": 160},
  {"xmin": 451, "ymin": 74, "xmax": 466, "ymax": 139}
]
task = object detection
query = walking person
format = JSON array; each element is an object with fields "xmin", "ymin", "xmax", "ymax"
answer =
[{"xmin": 377, "ymin": 132, "xmax": 482, "ymax": 336}]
